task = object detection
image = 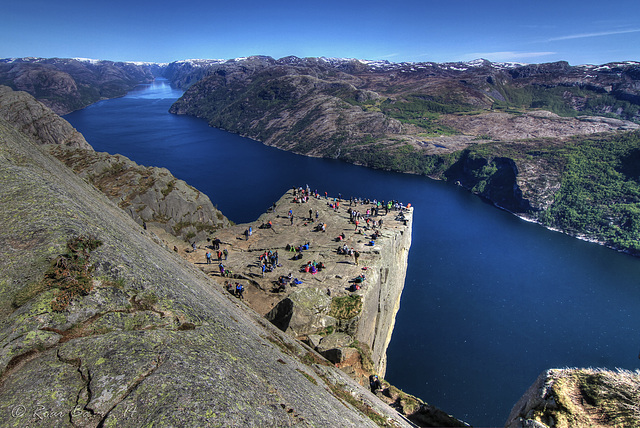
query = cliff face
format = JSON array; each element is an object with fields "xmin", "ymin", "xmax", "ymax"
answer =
[
  {"xmin": 0, "ymin": 103, "xmax": 412, "ymax": 427},
  {"xmin": 181, "ymin": 192, "xmax": 465, "ymax": 426},
  {"xmin": 350, "ymin": 213, "xmax": 411, "ymax": 377},
  {"xmin": 201, "ymin": 191, "xmax": 412, "ymax": 377}
]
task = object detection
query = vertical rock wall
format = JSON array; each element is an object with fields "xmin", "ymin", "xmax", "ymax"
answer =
[{"xmin": 354, "ymin": 212, "xmax": 412, "ymax": 376}]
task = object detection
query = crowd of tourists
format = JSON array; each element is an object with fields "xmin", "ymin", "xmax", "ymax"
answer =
[{"xmin": 197, "ymin": 185, "xmax": 411, "ymax": 302}]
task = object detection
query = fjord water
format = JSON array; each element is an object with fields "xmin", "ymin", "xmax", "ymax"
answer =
[{"xmin": 65, "ymin": 80, "xmax": 640, "ymax": 427}]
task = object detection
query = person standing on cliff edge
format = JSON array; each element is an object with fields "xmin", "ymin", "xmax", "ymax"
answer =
[{"xmin": 354, "ymin": 250, "xmax": 360, "ymax": 266}]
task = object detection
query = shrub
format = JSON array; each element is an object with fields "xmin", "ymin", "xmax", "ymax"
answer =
[{"xmin": 43, "ymin": 235, "xmax": 103, "ymax": 311}]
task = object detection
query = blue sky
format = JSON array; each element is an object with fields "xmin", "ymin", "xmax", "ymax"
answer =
[{"xmin": 3, "ymin": 0, "xmax": 639, "ymax": 65}]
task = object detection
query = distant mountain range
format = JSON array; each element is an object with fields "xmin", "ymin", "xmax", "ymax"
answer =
[
  {"xmin": 166, "ymin": 55, "xmax": 640, "ymax": 155},
  {"xmin": 4, "ymin": 55, "xmax": 640, "ymax": 254},
  {"xmin": 0, "ymin": 57, "xmax": 160, "ymax": 114},
  {"xmin": 3, "ymin": 55, "xmax": 640, "ymax": 118}
]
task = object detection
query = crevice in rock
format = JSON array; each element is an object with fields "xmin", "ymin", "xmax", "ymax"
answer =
[
  {"xmin": 37, "ymin": 292, "xmax": 198, "ymax": 345},
  {"xmin": 0, "ymin": 348, "xmax": 40, "ymax": 389},
  {"xmin": 56, "ymin": 349, "xmax": 98, "ymax": 426},
  {"xmin": 95, "ymin": 352, "xmax": 166, "ymax": 428},
  {"xmin": 41, "ymin": 312, "xmax": 106, "ymax": 343},
  {"xmin": 129, "ymin": 295, "xmax": 165, "ymax": 317}
]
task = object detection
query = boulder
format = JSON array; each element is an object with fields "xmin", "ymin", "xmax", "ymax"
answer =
[
  {"xmin": 306, "ymin": 334, "xmax": 323, "ymax": 349},
  {"xmin": 316, "ymin": 333, "xmax": 355, "ymax": 363},
  {"xmin": 317, "ymin": 332, "xmax": 354, "ymax": 353},
  {"xmin": 265, "ymin": 287, "xmax": 337, "ymax": 336},
  {"xmin": 321, "ymin": 346, "xmax": 359, "ymax": 365}
]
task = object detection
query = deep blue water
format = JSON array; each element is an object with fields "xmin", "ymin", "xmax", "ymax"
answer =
[{"xmin": 65, "ymin": 79, "xmax": 640, "ymax": 427}]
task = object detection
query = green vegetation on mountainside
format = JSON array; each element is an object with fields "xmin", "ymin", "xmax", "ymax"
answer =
[
  {"xmin": 517, "ymin": 368, "xmax": 640, "ymax": 428},
  {"xmin": 342, "ymin": 142, "xmax": 459, "ymax": 175},
  {"xmin": 463, "ymin": 131, "xmax": 640, "ymax": 253},
  {"xmin": 491, "ymin": 83, "xmax": 640, "ymax": 122},
  {"xmin": 343, "ymin": 128, "xmax": 640, "ymax": 254},
  {"xmin": 344, "ymin": 93, "xmax": 470, "ymax": 136}
]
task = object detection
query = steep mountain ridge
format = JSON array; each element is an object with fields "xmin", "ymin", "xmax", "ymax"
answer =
[
  {"xmin": 0, "ymin": 86, "xmax": 229, "ymax": 241},
  {"xmin": 0, "ymin": 85, "xmax": 91, "ymax": 148}
]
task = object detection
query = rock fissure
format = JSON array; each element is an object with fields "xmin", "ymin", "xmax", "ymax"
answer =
[
  {"xmin": 95, "ymin": 352, "xmax": 166, "ymax": 428},
  {"xmin": 55, "ymin": 349, "xmax": 98, "ymax": 425}
]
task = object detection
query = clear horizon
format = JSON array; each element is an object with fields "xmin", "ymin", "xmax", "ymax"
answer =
[{"xmin": 3, "ymin": 0, "xmax": 639, "ymax": 66}]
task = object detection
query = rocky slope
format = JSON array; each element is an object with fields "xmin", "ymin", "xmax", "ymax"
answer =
[
  {"xmin": 0, "ymin": 85, "xmax": 229, "ymax": 242},
  {"xmin": 0, "ymin": 103, "xmax": 415, "ymax": 427},
  {"xmin": 0, "ymin": 57, "xmax": 160, "ymax": 114},
  {"xmin": 0, "ymin": 85, "xmax": 91, "ymax": 148},
  {"xmin": 48, "ymin": 146, "xmax": 230, "ymax": 242},
  {"xmin": 506, "ymin": 368, "xmax": 640, "ymax": 428}
]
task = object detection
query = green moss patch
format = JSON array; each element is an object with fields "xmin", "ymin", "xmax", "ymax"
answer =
[{"xmin": 328, "ymin": 295, "xmax": 362, "ymax": 320}]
